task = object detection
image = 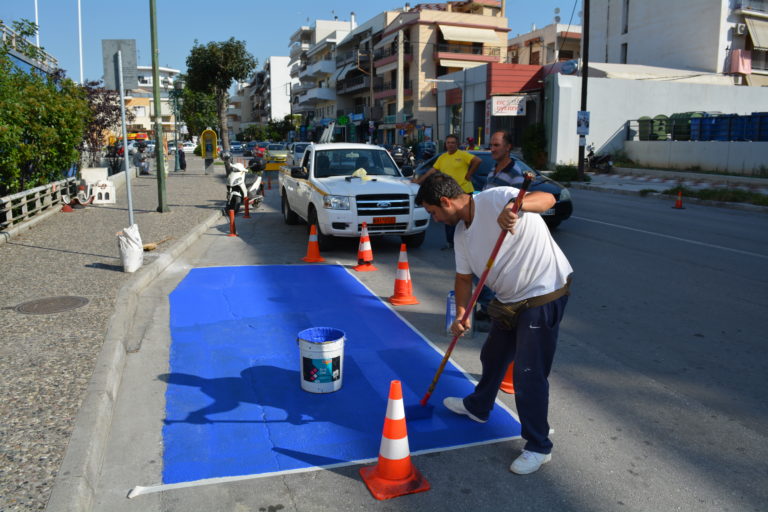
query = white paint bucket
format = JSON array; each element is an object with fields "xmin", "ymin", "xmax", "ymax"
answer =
[{"xmin": 297, "ymin": 327, "xmax": 345, "ymax": 393}]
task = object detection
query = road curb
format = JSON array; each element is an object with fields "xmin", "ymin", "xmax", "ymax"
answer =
[{"xmin": 45, "ymin": 210, "xmax": 222, "ymax": 512}]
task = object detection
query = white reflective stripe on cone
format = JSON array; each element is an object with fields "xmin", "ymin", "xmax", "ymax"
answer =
[
  {"xmin": 309, "ymin": 234, "xmax": 318, "ymax": 242},
  {"xmin": 398, "ymin": 253, "xmax": 407, "ymax": 263},
  {"xmin": 385, "ymin": 398, "xmax": 405, "ymax": 420},
  {"xmin": 379, "ymin": 435, "xmax": 410, "ymax": 460},
  {"xmin": 361, "ymin": 241, "xmax": 372, "ymax": 252},
  {"xmin": 396, "ymin": 269, "xmax": 410, "ymax": 281}
]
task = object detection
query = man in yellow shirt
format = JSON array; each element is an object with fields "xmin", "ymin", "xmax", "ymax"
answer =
[{"xmin": 413, "ymin": 134, "xmax": 481, "ymax": 249}]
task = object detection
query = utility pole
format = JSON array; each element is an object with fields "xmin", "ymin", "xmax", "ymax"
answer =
[
  {"xmin": 149, "ymin": 0, "xmax": 169, "ymax": 212},
  {"xmin": 577, "ymin": 0, "xmax": 590, "ymax": 181}
]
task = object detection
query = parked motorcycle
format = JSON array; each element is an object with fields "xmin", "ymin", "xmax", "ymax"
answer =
[
  {"xmin": 586, "ymin": 143, "xmax": 613, "ymax": 172},
  {"xmin": 221, "ymin": 152, "xmax": 263, "ymax": 214}
]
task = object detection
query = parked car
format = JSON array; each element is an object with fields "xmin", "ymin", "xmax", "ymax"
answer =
[
  {"xmin": 230, "ymin": 141, "xmax": 243, "ymax": 152},
  {"xmin": 264, "ymin": 143, "xmax": 289, "ymax": 170},
  {"xmin": 182, "ymin": 141, "xmax": 195, "ymax": 153},
  {"xmin": 413, "ymin": 151, "xmax": 573, "ymax": 229},
  {"xmin": 287, "ymin": 142, "xmax": 310, "ymax": 166}
]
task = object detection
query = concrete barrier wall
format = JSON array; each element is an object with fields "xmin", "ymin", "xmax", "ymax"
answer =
[{"xmin": 624, "ymin": 141, "xmax": 768, "ymax": 175}]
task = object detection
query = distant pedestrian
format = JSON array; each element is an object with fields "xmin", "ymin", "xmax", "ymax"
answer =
[
  {"xmin": 412, "ymin": 134, "xmax": 481, "ymax": 250},
  {"xmin": 177, "ymin": 144, "xmax": 187, "ymax": 172},
  {"xmin": 415, "ymin": 172, "xmax": 573, "ymax": 475}
]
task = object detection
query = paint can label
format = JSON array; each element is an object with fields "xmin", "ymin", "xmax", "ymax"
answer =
[{"xmin": 303, "ymin": 356, "xmax": 340, "ymax": 383}]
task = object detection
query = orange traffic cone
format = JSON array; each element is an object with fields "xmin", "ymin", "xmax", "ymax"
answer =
[
  {"xmin": 672, "ymin": 190, "xmax": 685, "ymax": 209},
  {"xmin": 359, "ymin": 380, "xmax": 430, "ymax": 500},
  {"xmin": 353, "ymin": 222, "xmax": 377, "ymax": 272},
  {"xmin": 499, "ymin": 362, "xmax": 515, "ymax": 394},
  {"xmin": 227, "ymin": 210, "xmax": 238, "ymax": 237},
  {"xmin": 61, "ymin": 204, "xmax": 74, "ymax": 213},
  {"xmin": 389, "ymin": 244, "xmax": 419, "ymax": 306},
  {"xmin": 302, "ymin": 224, "xmax": 326, "ymax": 263},
  {"xmin": 243, "ymin": 195, "xmax": 251, "ymax": 218},
  {"xmin": 267, "ymin": 174, "xmax": 272, "ymax": 190}
]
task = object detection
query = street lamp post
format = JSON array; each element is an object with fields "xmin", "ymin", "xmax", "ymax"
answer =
[{"xmin": 172, "ymin": 78, "xmax": 184, "ymax": 171}]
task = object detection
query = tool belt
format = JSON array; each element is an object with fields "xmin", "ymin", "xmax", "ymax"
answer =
[{"xmin": 486, "ymin": 276, "xmax": 572, "ymax": 330}]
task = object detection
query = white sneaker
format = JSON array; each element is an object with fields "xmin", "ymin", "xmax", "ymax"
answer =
[
  {"xmin": 442, "ymin": 397, "xmax": 487, "ymax": 423},
  {"xmin": 510, "ymin": 450, "xmax": 551, "ymax": 475}
]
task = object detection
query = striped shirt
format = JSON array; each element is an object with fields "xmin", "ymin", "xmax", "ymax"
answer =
[{"xmin": 483, "ymin": 159, "xmax": 524, "ymax": 190}]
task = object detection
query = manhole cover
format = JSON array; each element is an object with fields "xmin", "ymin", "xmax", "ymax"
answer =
[{"xmin": 15, "ymin": 296, "xmax": 90, "ymax": 315}]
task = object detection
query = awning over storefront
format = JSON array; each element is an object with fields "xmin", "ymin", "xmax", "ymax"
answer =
[
  {"xmin": 374, "ymin": 31, "xmax": 398, "ymax": 50},
  {"xmin": 439, "ymin": 59, "xmax": 487, "ymax": 70},
  {"xmin": 745, "ymin": 17, "xmax": 768, "ymax": 50},
  {"xmin": 438, "ymin": 25, "xmax": 499, "ymax": 44}
]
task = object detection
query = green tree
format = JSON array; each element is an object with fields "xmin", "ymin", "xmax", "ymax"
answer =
[
  {"xmin": 79, "ymin": 80, "xmax": 132, "ymax": 166},
  {"xmin": 180, "ymin": 86, "xmax": 218, "ymax": 139},
  {"xmin": 185, "ymin": 38, "xmax": 256, "ymax": 151},
  {"xmin": 0, "ymin": 19, "xmax": 89, "ymax": 195}
]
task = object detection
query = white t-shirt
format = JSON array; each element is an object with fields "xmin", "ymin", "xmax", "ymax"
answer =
[{"xmin": 454, "ymin": 187, "xmax": 573, "ymax": 303}]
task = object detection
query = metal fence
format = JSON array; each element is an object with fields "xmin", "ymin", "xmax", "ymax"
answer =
[{"xmin": 0, "ymin": 178, "xmax": 78, "ymax": 231}]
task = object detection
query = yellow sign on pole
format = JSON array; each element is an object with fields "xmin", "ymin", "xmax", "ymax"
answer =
[{"xmin": 200, "ymin": 129, "xmax": 218, "ymax": 159}]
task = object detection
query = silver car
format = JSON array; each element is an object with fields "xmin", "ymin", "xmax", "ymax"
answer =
[{"xmin": 287, "ymin": 142, "xmax": 310, "ymax": 166}]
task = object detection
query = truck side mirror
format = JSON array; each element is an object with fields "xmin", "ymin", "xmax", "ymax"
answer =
[{"xmin": 290, "ymin": 166, "xmax": 308, "ymax": 179}]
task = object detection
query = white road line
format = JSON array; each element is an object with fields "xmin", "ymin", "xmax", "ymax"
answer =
[{"xmin": 572, "ymin": 216, "xmax": 768, "ymax": 260}]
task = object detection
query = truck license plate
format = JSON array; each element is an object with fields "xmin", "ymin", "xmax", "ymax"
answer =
[{"xmin": 373, "ymin": 217, "xmax": 395, "ymax": 225}]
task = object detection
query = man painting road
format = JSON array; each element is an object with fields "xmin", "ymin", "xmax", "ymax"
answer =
[
  {"xmin": 412, "ymin": 134, "xmax": 481, "ymax": 250},
  {"xmin": 415, "ymin": 172, "xmax": 573, "ymax": 475}
]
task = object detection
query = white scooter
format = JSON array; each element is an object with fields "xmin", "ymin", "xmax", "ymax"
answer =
[{"xmin": 221, "ymin": 152, "xmax": 263, "ymax": 214}]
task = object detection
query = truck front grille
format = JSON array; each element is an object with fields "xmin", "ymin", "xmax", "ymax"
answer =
[
  {"xmin": 356, "ymin": 194, "xmax": 410, "ymax": 216},
  {"xmin": 357, "ymin": 223, "xmax": 408, "ymax": 233}
]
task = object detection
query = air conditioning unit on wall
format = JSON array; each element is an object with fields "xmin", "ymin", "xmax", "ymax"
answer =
[{"xmin": 735, "ymin": 23, "xmax": 747, "ymax": 36}]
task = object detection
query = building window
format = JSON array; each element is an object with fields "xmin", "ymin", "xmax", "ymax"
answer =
[
  {"xmin": 133, "ymin": 106, "xmax": 146, "ymax": 117},
  {"xmin": 530, "ymin": 51, "xmax": 540, "ymax": 65},
  {"xmin": 620, "ymin": 43, "xmax": 628, "ymax": 64},
  {"xmin": 754, "ymin": 49, "xmax": 768, "ymax": 72},
  {"xmin": 559, "ymin": 50, "xmax": 574, "ymax": 61},
  {"xmin": 622, "ymin": 0, "xmax": 630, "ymax": 34}
]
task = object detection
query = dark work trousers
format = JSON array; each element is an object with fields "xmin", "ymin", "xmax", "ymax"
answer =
[{"xmin": 463, "ymin": 294, "xmax": 569, "ymax": 454}]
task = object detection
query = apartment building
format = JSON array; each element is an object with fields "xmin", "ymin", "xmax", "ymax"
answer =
[
  {"xmin": 507, "ymin": 23, "xmax": 581, "ymax": 66},
  {"xmin": 227, "ymin": 80, "xmax": 253, "ymax": 138},
  {"xmin": 589, "ymin": 0, "xmax": 768, "ymax": 86},
  {"xmin": 371, "ymin": 0, "xmax": 508, "ymax": 144},
  {"xmin": 125, "ymin": 66, "xmax": 182, "ymax": 140},
  {"xmin": 289, "ymin": 18, "xmax": 354, "ymax": 140}
]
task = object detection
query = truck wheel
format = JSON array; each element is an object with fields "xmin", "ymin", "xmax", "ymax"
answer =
[
  {"xmin": 308, "ymin": 209, "xmax": 335, "ymax": 251},
  {"xmin": 401, "ymin": 231, "xmax": 425, "ymax": 249},
  {"xmin": 281, "ymin": 191, "xmax": 299, "ymax": 225}
]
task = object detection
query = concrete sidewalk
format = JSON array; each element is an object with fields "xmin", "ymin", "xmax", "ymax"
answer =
[
  {"xmin": 568, "ymin": 167, "xmax": 768, "ymax": 212},
  {"xmin": 0, "ymin": 156, "xmax": 223, "ymax": 511}
]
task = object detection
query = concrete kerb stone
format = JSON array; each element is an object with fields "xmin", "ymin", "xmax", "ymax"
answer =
[{"xmin": 45, "ymin": 208, "xmax": 222, "ymax": 512}]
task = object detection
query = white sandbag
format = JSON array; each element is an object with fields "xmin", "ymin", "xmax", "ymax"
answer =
[{"xmin": 117, "ymin": 224, "xmax": 143, "ymax": 273}]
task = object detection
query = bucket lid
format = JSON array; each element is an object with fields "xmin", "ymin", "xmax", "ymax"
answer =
[{"xmin": 298, "ymin": 326, "xmax": 345, "ymax": 344}]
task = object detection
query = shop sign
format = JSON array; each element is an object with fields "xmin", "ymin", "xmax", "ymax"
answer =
[{"xmin": 490, "ymin": 96, "xmax": 526, "ymax": 116}]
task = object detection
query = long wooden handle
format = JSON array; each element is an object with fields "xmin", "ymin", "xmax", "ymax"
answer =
[{"xmin": 420, "ymin": 173, "xmax": 534, "ymax": 406}]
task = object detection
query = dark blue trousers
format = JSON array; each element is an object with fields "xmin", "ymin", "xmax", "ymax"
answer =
[{"xmin": 463, "ymin": 295, "xmax": 568, "ymax": 454}]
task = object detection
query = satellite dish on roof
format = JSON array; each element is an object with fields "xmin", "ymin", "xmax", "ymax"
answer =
[
  {"xmin": 555, "ymin": 16, "xmax": 561, "ymax": 23},
  {"xmin": 554, "ymin": 7, "xmax": 560, "ymax": 14}
]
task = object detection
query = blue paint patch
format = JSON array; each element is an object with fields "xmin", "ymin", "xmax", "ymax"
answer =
[{"xmin": 163, "ymin": 265, "xmax": 520, "ymax": 484}]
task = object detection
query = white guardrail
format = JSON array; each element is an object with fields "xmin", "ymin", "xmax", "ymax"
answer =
[{"xmin": 0, "ymin": 177, "xmax": 78, "ymax": 233}]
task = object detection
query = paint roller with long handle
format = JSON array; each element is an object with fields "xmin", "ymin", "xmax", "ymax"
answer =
[{"xmin": 415, "ymin": 172, "xmax": 534, "ymax": 413}]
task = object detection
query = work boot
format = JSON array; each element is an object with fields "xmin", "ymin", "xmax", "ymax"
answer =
[{"xmin": 510, "ymin": 450, "xmax": 551, "ymax": 475}]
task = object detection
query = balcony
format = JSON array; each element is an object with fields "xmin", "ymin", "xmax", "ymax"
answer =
[
  {"xmin": 336, "ymin": 49, "xmax": 370, "ymax": 67},
  {"xmin": 290, "ymin": 41, "xmax": 310, "ymax": 59},
  {"xmin": 736, "ymin": 0, "xmax": 767, "ymax": 12},
  {"xmin": 373, "ymin": 79, "xmax": 412, "ymax": 100},
  {"xmin": 298, "ymin": 86, "xmax": 336, "ymax": 105},
  {"xmin": 303, "ymin": 57, "xmax": 336, "ymax": 78},
  {"xmin": 292, "ymin": 81, "xmax": 315, "ymax": 94},
  {"xmin": 337, "ymin": 75, "xmax": 370, "ymax": 94},
  {"xmin": 434, "ymin": 44, "xmax": 501, "ymax": 63},
  {"xmin": 373, "ymin": 44, "xmax": 412, "ymax": 63}
]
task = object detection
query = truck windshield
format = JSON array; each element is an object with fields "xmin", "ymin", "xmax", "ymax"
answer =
[{"xmin": 314, "ymin": 149, "xmax": 400, "ymax": 178}]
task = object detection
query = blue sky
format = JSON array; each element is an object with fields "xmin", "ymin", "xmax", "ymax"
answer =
[{"xmin": 2, "ymin": 0, "xmax": 580, "ymax": 83}]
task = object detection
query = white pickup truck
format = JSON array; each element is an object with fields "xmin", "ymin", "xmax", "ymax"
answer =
[{"xmin": 279, "ymin": 143, "xmax": 430, "ymax": 250}]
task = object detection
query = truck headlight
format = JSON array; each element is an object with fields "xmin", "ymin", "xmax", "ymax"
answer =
[
  {"xmin": 323, "ymin": 195, "xmax": 350, "ymax": 210},
  {"xmin": 558, "ymin": 188, "xmax": 571, "ymax": 201}
]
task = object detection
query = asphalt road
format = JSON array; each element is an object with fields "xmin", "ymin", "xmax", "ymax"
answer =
[{"xmin": 92, "ymin": 187, "xmax": 768, "ymax": 512}]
